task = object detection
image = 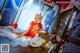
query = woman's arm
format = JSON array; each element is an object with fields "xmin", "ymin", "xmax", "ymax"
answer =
[
  {"xmin": 22, "ymin": 23, "xmax": 32, "ymax": 35},
  {"xmin": 8, "ymin": 26, "xmax": 24, "ymax": 35}
]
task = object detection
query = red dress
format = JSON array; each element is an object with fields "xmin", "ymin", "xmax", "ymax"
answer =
[{"xmin": 24, "ymin": 21, "xmax": 42, "ymax": 38}]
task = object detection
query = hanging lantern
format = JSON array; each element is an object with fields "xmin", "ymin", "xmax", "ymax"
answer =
[
  {"xmin": 12, "ymin": 23, "xmax": 18, "ymax": 29},
  {"xmin": 57, "ymin": 0, "xmax": 72, "ymax": 12},
  {"xmin": 60, "ymin": 3, "xmax": 70, "ymax": 9},
  {"xmin": 43, "ymin": 0, "xmax": 55, "ymax": 4},
  {"xmin": 61, "ymin": 0, "xmax": 70, "ymax": 9}
]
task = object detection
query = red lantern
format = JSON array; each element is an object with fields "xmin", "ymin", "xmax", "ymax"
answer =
[
  {"xmin": 12, "ymin": 23, "xmax": 18, "ymax": 29},
  {"xmin": 60, "ymin": 3, "xmax": 70, "ymax": 9},
  {"xmin": 44, "ymin": 0, "xmax": 55, "ymax": 4},
  {"xmin": 57, "ymin": 0, "xmax": 71, "ymax": 12}
]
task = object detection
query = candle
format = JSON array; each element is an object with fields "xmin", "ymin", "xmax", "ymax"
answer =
[{"xmin": 0, "ymin": 14, "xmax": 2, "ymax": 20}]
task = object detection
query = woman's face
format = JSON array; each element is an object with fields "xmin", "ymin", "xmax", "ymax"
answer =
[{"xmin": 34, "ymin": 15, "xmax": 42, "ymax": 23}]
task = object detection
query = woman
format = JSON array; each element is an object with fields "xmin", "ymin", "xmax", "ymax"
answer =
[{"xmin": 10, "ymin": 14, "xmax": 42, "ymax": 47}]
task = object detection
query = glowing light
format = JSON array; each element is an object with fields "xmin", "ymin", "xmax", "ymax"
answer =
[
  {"xmin": 45, "ymin": 43, "xmax": 49, "ymax": 48},
  {"xmin": 0, "ymin": 15, "xmax": 2, "ymax": 20},
  {"xmin": 43, "ymin": 40, "xmax": 45, "ymax": 43}
]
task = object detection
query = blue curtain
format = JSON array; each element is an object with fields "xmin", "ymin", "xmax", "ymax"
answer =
[
  {"xmin": 0, "ymin": 0, "xmax": 22, "ymax": 26},
  {"xmin": 0, "ymin": 0, "xmax": 5, "ymax": 11},
  {"xmin": 44, "ymin": 8, "xmax": 58, "ymax": 33}
]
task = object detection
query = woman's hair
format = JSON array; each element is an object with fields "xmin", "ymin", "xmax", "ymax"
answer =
[{"xmin": 35, "ymin": 14, "xmax": 42, "ymax": 19}]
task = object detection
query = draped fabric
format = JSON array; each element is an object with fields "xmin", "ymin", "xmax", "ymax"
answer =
[{"xmin": 63, "ymin": 11, "xmax": 80, "ymax": 53}]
